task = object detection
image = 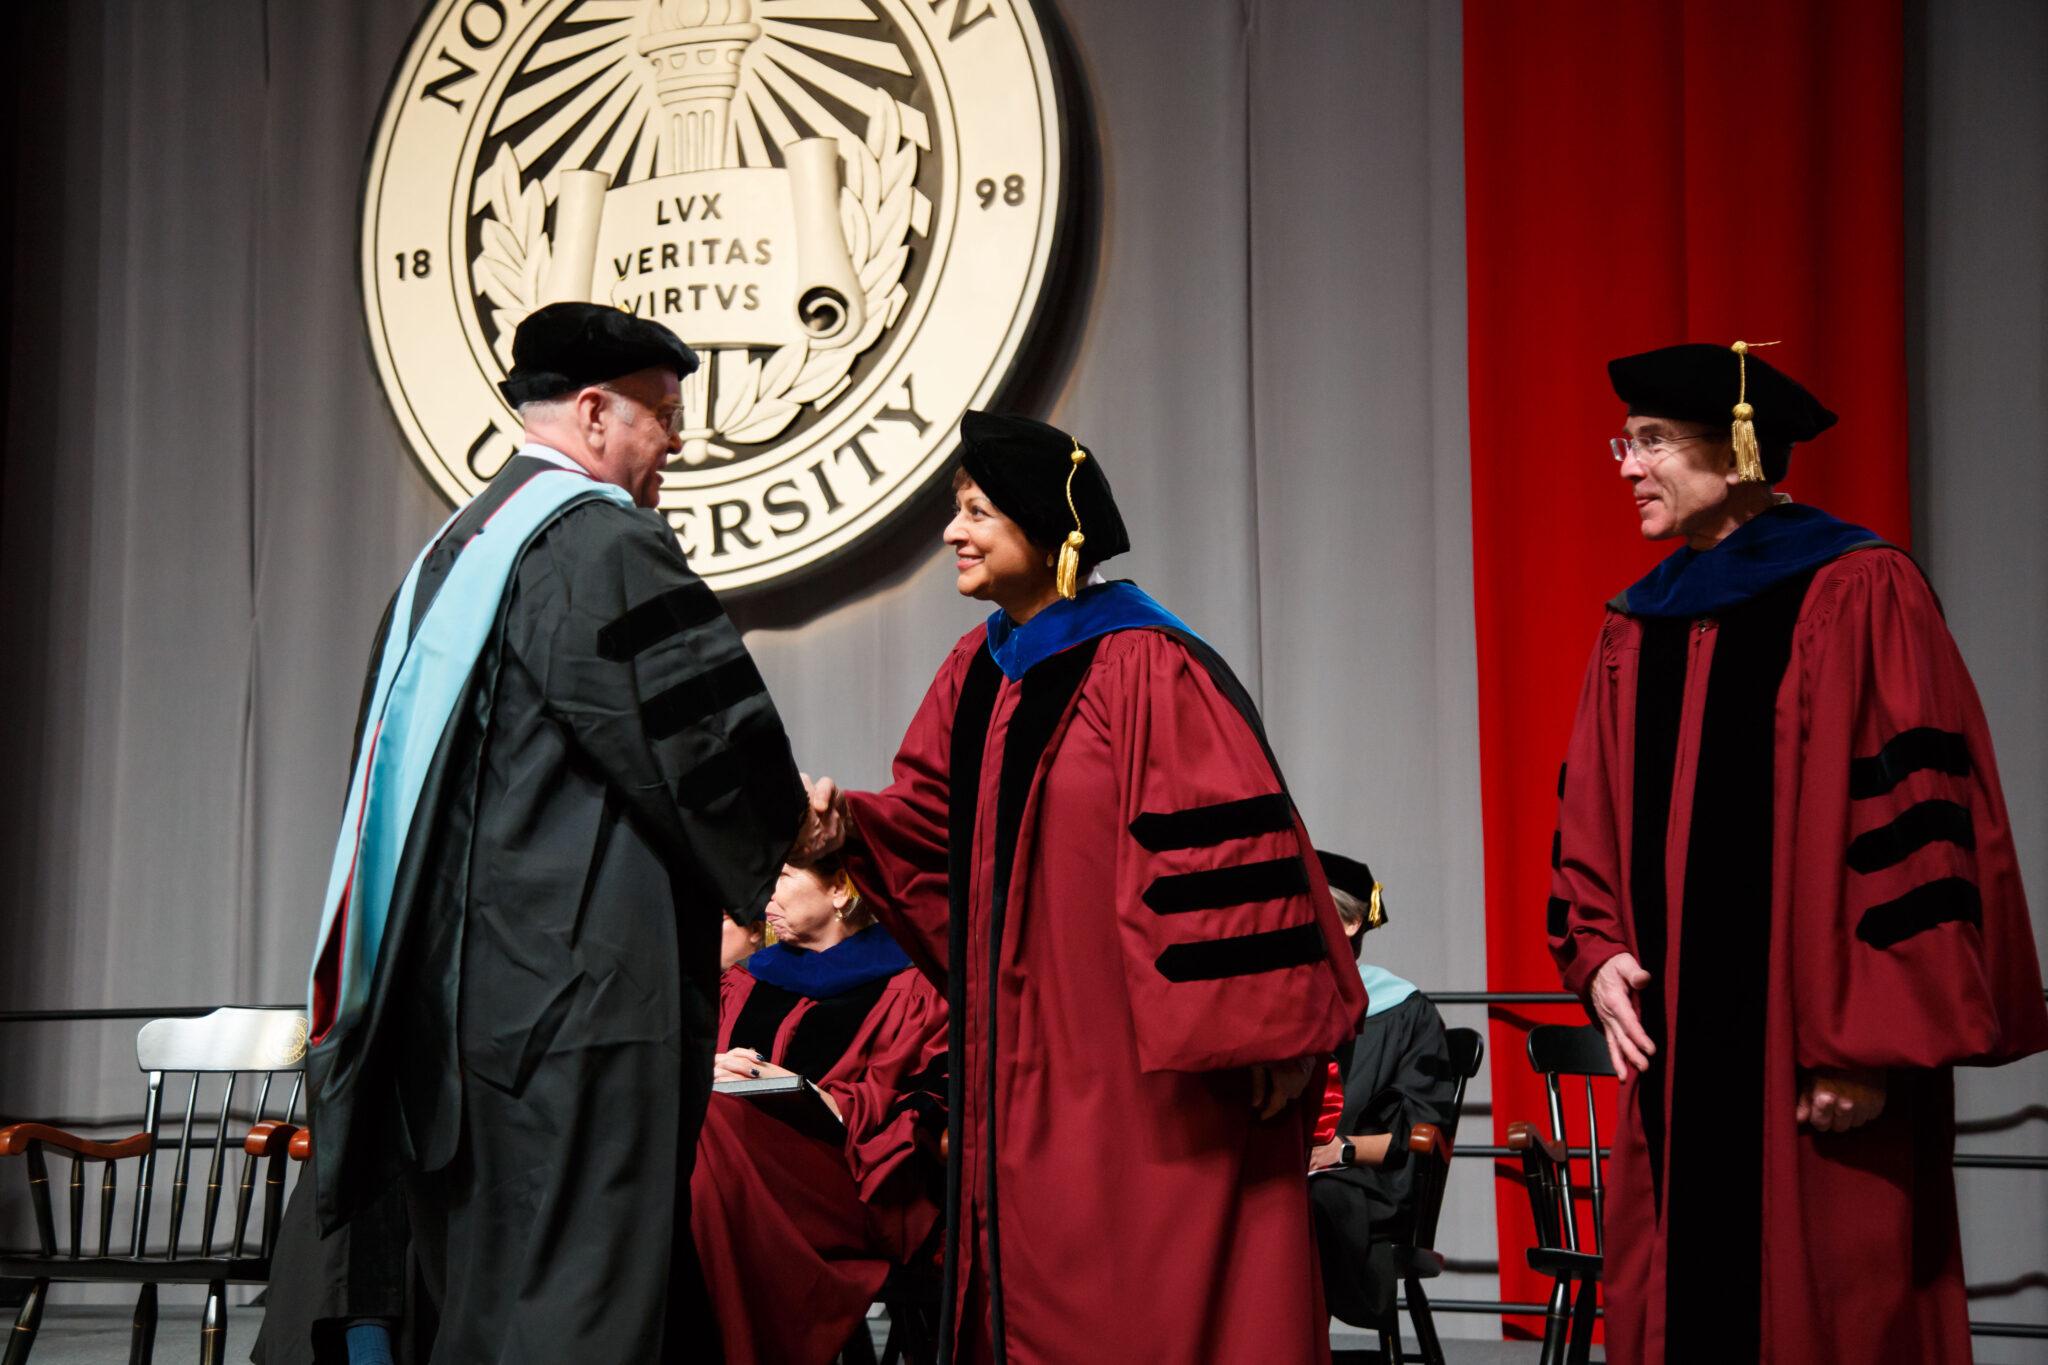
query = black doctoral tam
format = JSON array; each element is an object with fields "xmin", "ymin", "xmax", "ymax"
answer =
[
  {"xmin": 498, "ymin": 302, "xmax": 700, "ymax": 405},
  {"xmin": 1608, "ymin": 342, "xmax": 1837, "ymax": 482},
  {"xmin": 958, "ymin": 410, "xmax": 1132, "ymax": 567}
]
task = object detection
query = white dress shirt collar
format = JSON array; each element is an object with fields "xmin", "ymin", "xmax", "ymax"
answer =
[{"xmin": 515, "ymin": 442, "xmax": 593, "ymax": 477}]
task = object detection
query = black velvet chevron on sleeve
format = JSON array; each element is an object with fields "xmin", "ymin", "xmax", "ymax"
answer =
[
  {"xmin": 1849, "ymin": 727, "xmax": 1971, "ymax": 798},
  {"xmin": 597, "ymin": 582, "xmax": 724, "ymax": 661},
  {"xmin": 1141, "ymin": 857, "xmax": 1310, "ymax": 915},
  {"xmin": 1844, "ymin": 799, "xmax": 1975, "ymax": 875},
  {"xmin": 1546, "ymin": 896, "xmax": 1571, "ymax": 938},
  {"xmin": 1846, "ymin": 731, "xmax": 1982, "ymax": 948},
  {"xmin": 1855, "ymin": 877, "xmax": 1984, "ymax": 949},
  {"xmin": 1127, "ymin": 792, "xmax": 1294, "ymax": 852},
  {"xmin": 640, "ymin": 655, "xmax": 768, "ymax": 740},
  {"xmin": 1153, "ymin": 923, "xmax": 1328, "ymax": 982},
  {"xmin": 672, "ymin": 731, "xmax": 795, "ymax": 812}
]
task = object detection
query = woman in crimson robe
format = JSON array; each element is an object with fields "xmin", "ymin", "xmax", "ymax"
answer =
[
  {"xmin": 801, "ymin": 411, "xmax": 1367, "ymax": 1364},
  {"xmin": 1549, "ymin": 343, "xmax": 2048, "ymax": 1364},
  {"xmin": 692, "ymin": 861, "xmax": 946, "ymax": 1365}
]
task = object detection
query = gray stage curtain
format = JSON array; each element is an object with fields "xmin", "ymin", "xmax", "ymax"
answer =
[
  {"xmin": 1910, "ymin": 1, "xmax": 2048, "ymax": 1348},
  {"xmin": 2, "ymin": 0, "xmax": 2041, "ymax": 1338}
]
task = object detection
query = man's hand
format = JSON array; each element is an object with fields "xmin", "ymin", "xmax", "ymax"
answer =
[
  {"xmin": 1589, "ymin": 952, "xmax": 1657, "ymax": 1082},
  {"xmin": 791, "ymin": 772, "xmax": 850, "ymax": 865},
  {"xmin": 1247, "ymin": 1056, "xmax": 1315, "ymax": 1121},
  {"xmin": 1796, "ymin": 1067, "xmax": 1887, "ymax": 1133}
]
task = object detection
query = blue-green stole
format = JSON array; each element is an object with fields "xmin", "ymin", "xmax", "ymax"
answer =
[{"xmin": 307, "ymin": 471, "xmax": 633, "ymax": 1042}]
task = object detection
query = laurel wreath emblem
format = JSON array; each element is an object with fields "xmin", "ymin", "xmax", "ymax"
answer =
[{"xmin": 472, "ymin": 86, "xmax": 919, "ymax": 461}]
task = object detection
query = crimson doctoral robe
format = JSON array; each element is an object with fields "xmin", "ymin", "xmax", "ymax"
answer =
[
  {"xmin": 1549, "ymin": 530, "xmax": 2048, "ymax": 1365},
  {"xmin": 844, "ymin": 617, "xmax": 1366, "ymax": 1364},
  {"xmin": 692, "ymin": 956, "xmax": 946, "ymax": 1364}
]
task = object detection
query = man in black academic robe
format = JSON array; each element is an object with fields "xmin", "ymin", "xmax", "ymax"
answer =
[{"xmin": 296, "ymin": 305, "xmax": 806, "ymax": 1363}]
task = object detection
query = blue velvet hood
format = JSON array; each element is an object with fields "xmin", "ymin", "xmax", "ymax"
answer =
[{"xmin": 1615, "ymin": 503, "xmax": 1887, "ymax": 619}]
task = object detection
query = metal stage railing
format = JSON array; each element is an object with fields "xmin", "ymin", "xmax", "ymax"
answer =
[
  {"xmin": 1427, "ymin": 991, "xmax": 2048, "ymax": 1173},
  {"xmin": 5, "ymin": 995, "xmax": 2042, "ymax": 1339},
  {"xmin": 1423, "ymin": 989, "xmax": 2048, "ymax": 1337}
]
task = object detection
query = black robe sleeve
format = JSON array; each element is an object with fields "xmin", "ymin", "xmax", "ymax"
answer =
[{"xmin": 507, "ymin": 501, "xmax": 804, "ymax": 919}]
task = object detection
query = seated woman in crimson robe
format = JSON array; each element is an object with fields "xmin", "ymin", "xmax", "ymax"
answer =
[
  {"xmin": 797, "ymin": 412, "xmax": 1366, "ymax": 1364},
  {"xmin": 1303, "ymin": 852, "xmax": 1457, "ymax": 1328},
  {"xmin": 691, "ymin": 861, "xmax": 946, "ymax": 1365}
]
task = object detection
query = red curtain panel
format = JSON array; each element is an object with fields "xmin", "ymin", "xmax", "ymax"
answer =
[{"xmin": 1462, "ymin": 0, "xmax": 1909, "ymax": 1334}]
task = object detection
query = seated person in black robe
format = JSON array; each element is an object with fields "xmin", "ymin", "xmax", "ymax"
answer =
[{"xmin": 1304, "ymin": 852, "xmax": 1458, "ymax": 1326}]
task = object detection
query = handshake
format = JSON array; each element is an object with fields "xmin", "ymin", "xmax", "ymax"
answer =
[{"xmin": 791, "ymin": 771, "xmax": 852, "ymax": 865}]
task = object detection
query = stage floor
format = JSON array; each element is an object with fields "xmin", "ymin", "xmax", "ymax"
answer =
[{"xmin": 25, "ymin": 1304, "xmax": 1601, "ymax": 1364}]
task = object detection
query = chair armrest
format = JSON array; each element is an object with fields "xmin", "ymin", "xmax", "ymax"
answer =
[
  {"xmin": 1506, "ymin": 1120, "xmax": 1568, "ymax": 1165},
  {"xmin": 0, "ymin": 1122, "xmax": 151, "ymax": 1161},
  {"xmin": 243, "ymin": 1122, "xmax": 301, "ymax": 1158},
  {"xmin": 1407, "ymin": 1123, "xmax": 1452, "ymax": 1163},
  {"xmin": 290, "ymin": 1128, "xmax": 312, "ymax": 1162}
]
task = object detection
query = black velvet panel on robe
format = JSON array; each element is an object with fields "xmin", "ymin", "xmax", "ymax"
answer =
[
  {"xmin": 1624, "ymin": 570, "xmax": 1815, "ymax": 1365},
  {"xmin": 1662, "ymin": 569, "xmax": 1815, "ymax": 1365},
  {"xmin": 728, "ymin": 975, "xmax": 894, "ymax": 1081}
]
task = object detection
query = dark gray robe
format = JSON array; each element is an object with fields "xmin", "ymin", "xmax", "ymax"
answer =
[
  {"xmin": 295, "ymin": 455, "xmax": 803, "ymax": 1363},
  {"xmin": 1308, "ymin": 990, "xmax": 1456, "ymax": 1323}
]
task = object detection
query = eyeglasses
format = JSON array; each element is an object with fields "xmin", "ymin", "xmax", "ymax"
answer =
[
  {"xmin": 600, "ymin": 385, "xmax": 688, "ymax": 437},
  {"xmin": 1610, "ymin": 433, "xmax": 1717, "ymax": 464}
]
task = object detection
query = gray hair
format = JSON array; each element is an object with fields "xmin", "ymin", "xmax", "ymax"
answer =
[
  {"xmin": 516, "ymin": 394, "xmax": 572, "ymax": 424},
  {"xmin": 518, "ymin": 387, "xmax": 637, "ymax": 425}
]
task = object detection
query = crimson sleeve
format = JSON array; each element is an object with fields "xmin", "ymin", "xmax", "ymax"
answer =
[
  {"xmin": 1789, "ymin": 551, "xmax": 2048, "ymax": 1070},
  {"xmin": 817, "ymin": 970, "xmax": 948, "ymax": 1203},
  {"xmin": 1103, "ymin": 631, "xmax": 1364, "ymax": 1073},
  {"xmin": 1549, "ymin": 615, "xmax": 1637, "ymax": 998},
  {"xmin": 840, "ymin": 631, "xmax": 983, "ymax": 987}
]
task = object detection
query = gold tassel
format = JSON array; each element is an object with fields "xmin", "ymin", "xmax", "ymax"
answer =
[
  {"xmin": 1055, "ymin": 532, "xmax": 1085, "ymax": 600},
  {"xmin": 1055, "ymin": 442, "xmax": 1088, "ymax": 600},
  {"xmin": 1730, "ymin": 339, "xmax": 1768, "ymax": 483},
  {"xmin": 761, "ymin": 920, "xmax": 777, "ymax": 946},
  {"xmin": 1367, "ymin": 882, "xmax": 1386, "ymax": 930}
]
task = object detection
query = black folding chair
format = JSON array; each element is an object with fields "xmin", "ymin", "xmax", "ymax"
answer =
[
  {"xmin": 0, "ymin": 1007, "xmax": 308, "ymax": 1365},
  {"xmin": 1507, "ymin": 1022, "xmax": 1613, "ymax": 1365},
  {"xmin": 1362, "ymin": 1023, "xmax": 1485, "ymax": 1365}
]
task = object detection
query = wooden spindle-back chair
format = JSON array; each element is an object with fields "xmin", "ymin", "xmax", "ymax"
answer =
[
  {"xmin": 0, "ymin": 1007, "xmax": 309, "ymax": 1365},
  {"xmin": 1507, "ymin": 1021, "xmax": 1614, "ymax": 1365}
]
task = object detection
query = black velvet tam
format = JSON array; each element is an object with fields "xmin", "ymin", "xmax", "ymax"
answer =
[
  {"xmin": 1317, "ymin": 850, "xmax": 1380, "ymax": 908},
  {"xmin": 497, "ymin": 302, "xmax": 700, "ymax": 405},
  {"xmin": 958, "ymin": 410, "xmax": 1131, "ymax": 565},
  {"xmin": 1608, "ymin": 343, "xmax": 1837, "ymax": 481}
]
